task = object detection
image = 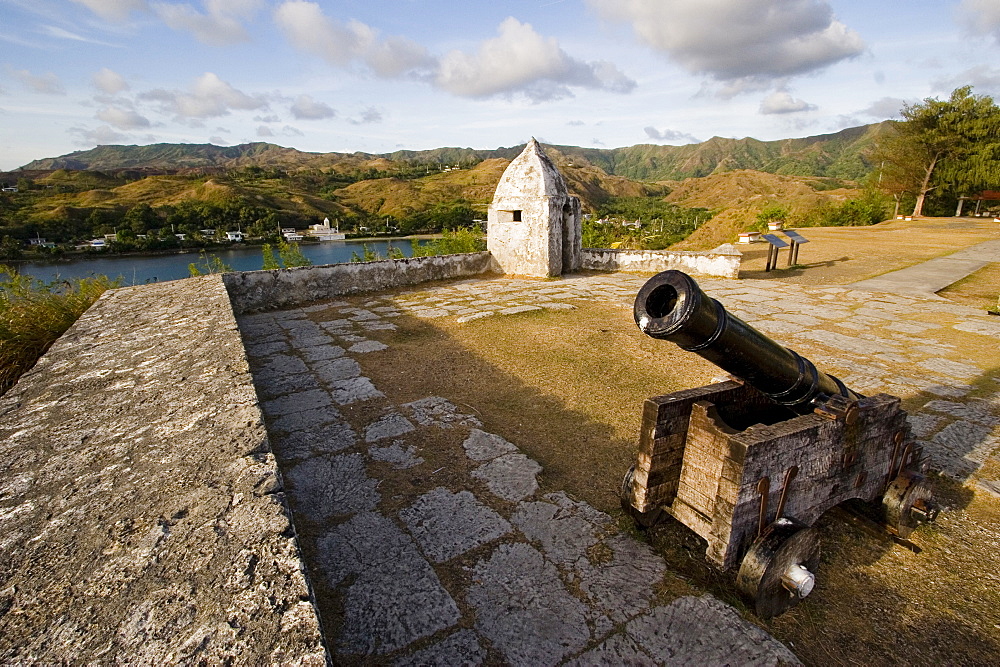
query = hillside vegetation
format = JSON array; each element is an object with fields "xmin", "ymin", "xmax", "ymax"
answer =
[
  {"xmin": 19, "ymin": 122, "xmax": 886, "ymax": 182},
  {"xmin": 666, "ymin": 170, "xmax": 864, "ymax": 250},
  {"xmin": 1, "ymin": 126, "xmax": 887, "ymax": 255}
]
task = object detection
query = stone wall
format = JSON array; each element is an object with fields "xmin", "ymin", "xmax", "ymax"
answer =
[
  {"xmin": 0, "ymin": 276, "xmax": 324, "ymax": 664},
  {"xmin": 582, "ymin": 244, "xmax": 742, "ymax": 279},
  {"xmin": 223, "ymin": 251, "xmax": 494, "ymax": 313}
]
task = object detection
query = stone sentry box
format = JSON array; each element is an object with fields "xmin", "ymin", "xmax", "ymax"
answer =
[{"xmin": 488, "ymin": 138, "xmax": 582, "ymax": 277}]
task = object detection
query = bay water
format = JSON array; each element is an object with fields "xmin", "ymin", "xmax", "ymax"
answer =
[{"xmin": 10, "ymin": 239, "xmax": 422, "ymax": 285}]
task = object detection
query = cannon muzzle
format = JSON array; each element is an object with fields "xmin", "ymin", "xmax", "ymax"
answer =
[{"xmin": 634, "ymin": 271, "xmax": 858, "ymax": 418}]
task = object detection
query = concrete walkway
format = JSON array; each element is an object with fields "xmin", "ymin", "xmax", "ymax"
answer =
[
  {"xmin": 849, "ymin": 238, "xmax": 1000, "ymax": 299},
  {"xmin": 237, "ymin": 272, "xmax": 1000, "ymax": 664}
]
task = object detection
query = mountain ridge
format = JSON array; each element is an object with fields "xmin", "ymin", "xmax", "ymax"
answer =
[{"xmin": 17, "ymin": 122, "xmax": 891, "ymax": 182}]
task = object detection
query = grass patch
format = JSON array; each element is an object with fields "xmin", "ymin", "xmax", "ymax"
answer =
[
  {"xmin": 937, "ymin": 262, "xmax": 1000, "ymax": 312},
  {"xmin": 0, "ymin": 265, "xmax": 116, "ymax": 394}
]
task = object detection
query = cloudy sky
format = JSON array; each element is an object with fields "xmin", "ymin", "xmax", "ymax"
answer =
[{"xmin": 2, "ymin": 0, "xmax": 999, "ymax": 169}]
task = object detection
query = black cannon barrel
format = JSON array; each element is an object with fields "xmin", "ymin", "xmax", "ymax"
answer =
[{"xmin": 634, "ymin": 270, "xmax": 857, "ymax": 414}]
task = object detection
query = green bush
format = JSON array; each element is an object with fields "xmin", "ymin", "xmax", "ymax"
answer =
[
  {"xmin": 797, "ymin": 191, "xmax": 888, "ymax": 227},
  {"xmin": 0, "ymin": 266, "xmax": 117, "ymax": 395},
  {"xmin": 410, "ymin": 228, "xmax": 486, "ymax": 257}
]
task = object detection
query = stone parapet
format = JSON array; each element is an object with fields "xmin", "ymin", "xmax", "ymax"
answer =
[
  {"xmin": 582, "ymin": 244, "xmax": 742, "ymax": 279},
  {"xmin": 223, "ymin": 251, "xmax": 494, "ymax": 313},
  {"xmin": 0, "ymin": 276, "xmax": 324, "ymax": 664}
]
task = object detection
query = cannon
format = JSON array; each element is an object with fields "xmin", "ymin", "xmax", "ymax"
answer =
[{"xmin": 621, "ymin": 270, "xmax": 937, "ymax": 618}]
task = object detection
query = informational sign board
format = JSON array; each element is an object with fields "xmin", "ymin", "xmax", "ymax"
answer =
[
  {"xmin": 761, "ymin": 234, "xmax": 789, "ymax": 248},
  {"xmin": 783, "ymin": 230, "xmax": 810, "ymax": 244}
]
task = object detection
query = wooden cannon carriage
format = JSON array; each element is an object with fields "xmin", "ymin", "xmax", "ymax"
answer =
[{"xmin": 620, "ymin": 271, "xmax": 937, "ymax": 618}]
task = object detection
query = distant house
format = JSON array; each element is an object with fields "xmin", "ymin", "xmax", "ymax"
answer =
[
  {"xmin": 28, "ymin": 237, "xmax": 48, "ymax": 246},
  {"xmin": 1, "ymin": 187, "xmax": 17, "ymax": 193},
  {"xmin": 175, "ymin": 234, "xmax": 187, "ymax": 241},
  {"xmin": 226, "ymin": 231, "xmax": 244, "ymax": 242},
  {"xmin": 283, "ymin": 232, "xmax": 304, "ymax": 241},
  {"xmin": 307, "ymin": 218, "xmax": 345, "ymax": 242},
  {"xmin": 90, "ymin": 239, "xmax": 107, "ymax": 248}
]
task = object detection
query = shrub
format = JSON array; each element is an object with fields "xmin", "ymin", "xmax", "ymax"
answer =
[
  {"xmin": 410, "ymin": 228, "xmax": 486, "ymax": 257},
  {"xmin": 0, "ymin": 266, "xmax": 117, "ymax": 395},
  {"xmin": 187, "ymin": 251, "xmax": 233, "ymax": 276}
]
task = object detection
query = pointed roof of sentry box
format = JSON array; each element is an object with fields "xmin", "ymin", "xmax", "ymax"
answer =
[{"xmin": 493, "ymin": 138, "xmax": 570, "ymax": 202}]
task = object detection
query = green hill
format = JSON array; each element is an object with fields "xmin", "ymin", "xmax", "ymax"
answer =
[{"xmin": 18, "ymin": 122, "xmax": 889, "ymax": 181}]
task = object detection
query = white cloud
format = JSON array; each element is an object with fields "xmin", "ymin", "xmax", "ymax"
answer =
[
  {"xmin": 40, "ymin": 25, "xmax": 119, "ymax": 46},
  {"xmin": 274, "ymin": 5, "xmax": 633, "ymax": 102},
  {"xmin": 70, "ymin": 124, "xmax": 129, "ymax": 145},
  {"xmin": 933, "ymin": 65, "xmax": 1000, "ymax": 96},
  {"xmin": 141, "ymin": 72, "xmax": 267, "ymax": 118},
  {"xmin": 290, "ymin": 94, "xmax": 336, "ymax": 120},
  {"xmin": 274, "ymin": 1, "xmax": 433, "ymax": 76},
  {"xmin": 254, "ymin": 114, "xmax": 281, "ymax": 122},
  {"xmin": 435, "ymin": 17, "xmax": 635, "ymax": 101},
  {"xmin": 97, "ymin": 105, "xmax": 151, "ymax": 129},
  {"xmin": 257, "ymin": 125, "xmax": 274, "ymax": 136},
  {"xmin": 859, "ymin": 97, "xmax": 909, "ymax": 119},
  {"xmin": 152, "ymin": 0, "xmax": 263, "ymax": 46},
  {"xmin": 282, "ymin": 125, "xmax": 303, "ymax": 136},
  {"xmin": 759, "ymin": 91, "xmax": 817, "ymax": 114},
  {"xmin": 643, "ymin": 126, "xmax": 699, "ymax": 143},
  {"xmin": 8, "ymin": 68, "xmax": 65, "ymax": 94},
  {"xmin": 69, "ymin": 0, "xmax": 148, "ymax": 21},
  {"xmin": 92, "ymin": 67, "xmax": 130, "ymax": 94},
  {"xmin": 348, "ymin": 107, "xmax": 382, "ymax": 125},
  {"xmin": 960, "ymin": 0, "xmax": 1000, "ymax": 43},
  {"xmin": 587, "ymin": 0, "xmax": 864, "ymax": 88}
]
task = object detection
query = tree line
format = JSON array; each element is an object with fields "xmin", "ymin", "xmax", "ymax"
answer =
[{"xmin": 874, "ymin": 86, "xmax": 1000, "ymax": 217}]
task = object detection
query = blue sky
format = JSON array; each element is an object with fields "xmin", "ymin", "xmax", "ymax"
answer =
[{"xmin": 2, "ymin": 0, "xmax": 999, "ymax": 170}]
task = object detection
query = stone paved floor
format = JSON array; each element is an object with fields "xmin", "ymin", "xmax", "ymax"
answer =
[{"xmin": 236, "ymin": 272, "xmax": 1000, "ymax": 664}]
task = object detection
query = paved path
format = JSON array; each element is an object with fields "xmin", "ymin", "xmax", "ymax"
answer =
[
  {"xmin": 238, "ymin": 296, "xmax": 799, "ymax": 665},
  {"xmin": 237, "ymin": 272, "xmax": 1000, "ymax": 663},
  {"xmin": 849, "ymin": 238, "xmax": 1000, "ymax": 299}
]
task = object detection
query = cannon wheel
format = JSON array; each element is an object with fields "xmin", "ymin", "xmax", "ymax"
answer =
[
  {"xmin": 620, "ymin": 465, "xmax": 663, "ymax": 529},
  {"xmin": 883, "ymin": 470, "xmax": 936, "ymax": 539},
  {"xmin": 736, "ymin": 519, "xmax": 820, "ymax": 619}
]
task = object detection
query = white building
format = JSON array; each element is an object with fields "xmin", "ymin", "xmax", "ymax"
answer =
[{"xmin": 487, "ymin": 138, "xmax": 582, "ymax": 277}]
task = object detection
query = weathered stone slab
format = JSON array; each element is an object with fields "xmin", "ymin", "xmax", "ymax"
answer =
[
  {"xmin": 329, "ymin": 376, "xmax": 385, "ymax": 404},
  {"xmin": 284, "ymin": 453, "xmax": 380, "ymax": 520},
  {"xmin": 317, "ymin": 512, "xmax": 460, "ymax": 655},
  {"xmin": 393, "ymin": 629, "xmax": 485, "ymax": 667},
  {"xmin": 311, "ymin": 357, "xmax": 361, "ymax": 383},
  {"xmin": 403, "ymin": 396, "xmax": 483, "ymax": 429},
  {"xmin": 462, "ymin": 428, "xmax": 517, "ymax": 461},
  {"xmin": 400, "ymin": 487, "xmax": 512, "ymax": 563},
  {"xmin": 0, "ymin": 276, "xmax": 324, "ymax": 663},
  {"xmin": 472, "ymin": 453, "xmax": 542, "ymax": 501},
  {"xmin": 365, "ymin": 413, "xmax": 416, "ymax": 442},
  {"xmin": 625, "ymin": 595, "xmax": 800, "ymax": 665},
  {"xmin": 349, "ymin": 340, "xmax": 388, "ymax": 353},
  {"xmin": 467, "ymin": 543, "xmax": 590, "ymax": 666},
  {"xmin": 565, "ymin": 633, "xmax": 655, "ymax": 667},
  {"xmin": 918, "ymin": 358, "xmax": 982, "ymax": 380},
  {"xmin": 369, "ymin": 442, "xmax": 424, "ymax": 469},
  {"xmin": 270, "ymin": 421, "xmax": 357, "ymax": 460},
  {"xmin": 300, "ymin": 344, "xmax": 346, "ymax": 362},
  {"xmin": 269, "ymin": 405, "xmax": 342, "ymax": 434}
]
